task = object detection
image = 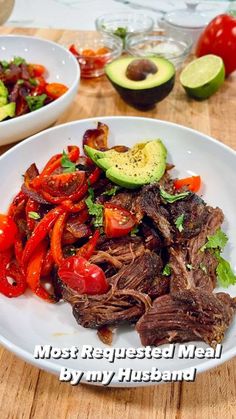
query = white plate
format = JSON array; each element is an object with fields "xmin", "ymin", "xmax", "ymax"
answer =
[
  {"xmin": 0, "ymin": 116, "xmax": 236, "ymax": 387},
  {"xmin": 0, "ymin": 35, "xmax": 80, "ymax": 145}
]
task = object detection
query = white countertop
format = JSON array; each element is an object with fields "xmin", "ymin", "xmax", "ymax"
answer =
[{"xmin": 6, "ymin": 0, "xmax": 230, "ymax": 30}]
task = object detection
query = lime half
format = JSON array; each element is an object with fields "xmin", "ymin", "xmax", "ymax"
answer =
[{"xmin": 180, "ymin": 55, "xmax": 225, "ymax": 99}]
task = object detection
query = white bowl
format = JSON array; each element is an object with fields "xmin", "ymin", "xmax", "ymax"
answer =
[
  {"xmin": 0, "ymin": 35, "xmax": 80, "ymax": 145},
  {"xmin": 0, "ymin": 116, "xmax": 236, "ymax": 387}
]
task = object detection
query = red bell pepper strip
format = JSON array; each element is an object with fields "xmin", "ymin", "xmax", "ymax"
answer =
[
  {"xmin": 14, "ymin": 232, "xmax": 24, "ymax": 266},
  {"xmin": 174, "ymin": 176, "xmax": 201, "ymax": 193},
  {"xmin": 0, "ymin": 250, "xmax": 27, "ymax": 298},
  {"xmin": 77, "ymin": 229, "xmax": 100, "ymax": 260},
  {"xmin": 26, "ymin": 198, "xmax": 41, "ymax": 231},
  {"xmin": 51, "ymin": 211, "xmax": 67, "ymax": 265},
  {"xmin": 22, "ymin": 206, "xmax": 65, "ymax": 268},
  {"xmin": 31, "ymin": 146, "xmax": 80, "ymax": 190},
  {"xmin": 26, "ymin": 241, "xmax": 55, "ymax": 302},
  {"xmin": 8, "ymin": 191, "xmax": 26, "ymax": 217},
  {"xmin": 61, "ymin": 199, "xmax": 87, "ymax": 213},
  {"xmin": 41, "ymin": 249, "xmax": 54, "ymax": 276}
]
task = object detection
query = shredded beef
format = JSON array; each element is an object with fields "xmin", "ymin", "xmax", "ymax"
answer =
[{"xmin": 136, "ymin": 289, "xmax": 236, "ymax": 347}]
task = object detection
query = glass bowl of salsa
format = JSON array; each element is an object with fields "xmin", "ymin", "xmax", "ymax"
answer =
[{"xmin": 68, "ymin": 32, "xmax": 122, "ymax": 78}]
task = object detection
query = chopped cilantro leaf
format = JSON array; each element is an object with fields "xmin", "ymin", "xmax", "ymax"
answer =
[
  {"xmin": 216, "ymin": 256, "xmax": 236, "ymax": 288},
  {"xmin": 102, "ymin": 185, "xmax": 121, "ymax": 196},
  {"xmin": 28, "ymin": 211, "xmax": 40, "ymax": 220},
  {"xmin": 13, "ymin": 56, "xmax": 26, "ymax": 66},
  {"xmin": 26, "ymin": 94, "xmax": 47, "ymax": 111},
  {"xmin": 130, "ymin": 225, "xmax": 139, "ymax": 236},
  {"xmin": 200, "ymin": 228, "xmax": 228, "ymax": 252},
  {"xmin": 1, "ymin": 60, "xmax": 9, "ymax": 69},
  {"xmin": 160, "ymin": 187, "xmax": 190, "ymax": 203},
  {"xmin": 17, "ymin": 79, "xmax": 24, "ymax": 85},
  {"xmin": 186, "ymin": 264, "xmax": 193, "ymax": 271},
  {"xmin": 175, "ymin": 214, "xmax": 184, "ymax": 232},
  {"xmin": 85, "ymin": 187, "xmax": 104, "ymax": 228},
  {"xmin": 163, "ymin": 264, "xmax": 171, "ymax": 276},
  {"xmin": 29, "ymin": 77, "xmax": 37, "ymax": 86},
  {"xmin": 61, "ymin": 150, "xmax": 76, "ymax": 173}
]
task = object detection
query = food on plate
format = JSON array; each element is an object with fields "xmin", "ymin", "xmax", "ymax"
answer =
[
  {"xmin": 84, "ymin": 140, "xmax": 167, "ymax": 188},
  {"xmin": 195, "ymin": 14, "xmax": 236, "ymax": 76},
  {"xmin": 180, "ymin": 55, "xmax": 225, "ymax": 99},
  {"xmin": 0, "ymin": 122, "xmax": 236, "ymax": 348},
  {"xmin": 69, "ymin": 44, "xmax": 111, "ymax": 78},
  {"xmin": 105, "ymin": 56, "xmax": 175, "ymax": 108},
  {"xmin": 0, "ymin": 57, "xmax": 68, "ymax": 121}
]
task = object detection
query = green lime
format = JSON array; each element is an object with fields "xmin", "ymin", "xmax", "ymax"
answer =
[{"xmin": 180, "ymin": 55, "xmax": 225, "ymax": 99}]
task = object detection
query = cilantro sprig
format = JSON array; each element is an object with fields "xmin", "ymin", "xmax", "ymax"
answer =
[
  {"xmin": 13, "ymin": 56, "xmax": 26, "ymax": 66},
  {"xmin": 61, "ymin": 150, "xmax": 76, "ymax": 173},
  {"xmin": 85, "ymin": 187, "xmax": 104, "ymax": 228},
  {"xmin": 163, "ymin": 264, "xmax": 171, "ymax": 276},
  {"xmin": 175, "ymin": 214, "xmax": 184, "ymax": 232},
  {"xmin": 160, "ymin": 187, "xmax": 190, "ymax": 203},
  {"xmin": 102, "ymin": 185, "xmax": 121, "ymax": 197},
  {"xmin": 28, "ymin": 211, "xmax": 40, "ymax": 220},
  {"xmin": 200, "ymin": 228, "xmax": 236, "ymax": 287}
]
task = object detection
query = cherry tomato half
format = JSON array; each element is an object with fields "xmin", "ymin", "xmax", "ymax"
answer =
[
  {"xmin": 104, "ymin": 203, "xmax": 136, "ymax": 238},
  {"xmin": 174, "ymin": 176, "xmax": 201, "ymax": 193},
  {"xmin": 58, "ymin": 256, "xmax": 109, "ymax": 295},
  {"xmin": 45, "ymin": 83, "xmax": 68, "ymax": 99},
  {"xmin": 196, "ymin": 14, "xmax": 236, "ymax": 76},
  {"xmin": 0, "ymin": 214, "xmax": 17, "ymax": 252}
]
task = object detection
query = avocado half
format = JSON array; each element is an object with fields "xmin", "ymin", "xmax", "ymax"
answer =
[
  {"xmin": 84, "ymin": 140, "xmax": 167, "ymax": 189},
  {"xmin": 105, "ymin": 56, "xmax": 175, "ymax": 109}
]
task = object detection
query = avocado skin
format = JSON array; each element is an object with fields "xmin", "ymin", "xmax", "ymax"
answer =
[{"xmin": 107, "ymin": 74, "xmax": 175, "ymax": 109}]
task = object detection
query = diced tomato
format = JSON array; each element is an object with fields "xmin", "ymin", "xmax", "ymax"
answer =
[
  {"xmin": 174, "ymin": 176, "xmax": 201, "ymax": 193},
  {"xmin": 82, "ymin": 49, "xmax": 96, "ymax": 57},
  {"xmin": 58, "ymin": 255, "xmax": 109, "ymax": 295},
  {"xmin": 45, "ymin": 83, "xmax": 68, "ymax": 99},
  {"xmin": 0, "ymin": 214, "xmax": 18, "ymax": 252},
  {"xmin": 28, "ymin": 64, "xmax": 46, "ymax": 77},
  {"xmin": 104, "ymin": 203, "xmax": 136, "ymax": 238},
  {"xmin": 96, "ymin": 47, "xmax": 110, "ymax": 55}
]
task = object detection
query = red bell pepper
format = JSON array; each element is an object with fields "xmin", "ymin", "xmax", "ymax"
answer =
[
  {"xmin": 174, "ymin": 176, "xmax": 201, "ymax": 193},
  {"xmin": 26, "ymin": 241, "xmax": 55, "ymax": 302},
  {"xmin": 22, "ymin": 206, "xmax": 65, "ymax": 267},
  {"xmin": 31, "ymin": 145, "xmax": 80, "ymax": 190},
  {"xmin": 41, "ymin": 249, "xmax": 54, "ymax": 276},
  {"xmin": 0, "ymin": 250, "xmax": 27, "ymax": 298},
  {"xmin": 51, "ymin": 211, "xmax": 67, "ymax": 265},
  {"xmin": 26, "ymin": 198, "xmax": 41, "ymax": 231},
  {"xmin": 61, "ymin": 199, "xmax": 87, "ymax": 213},
  {"xmin": 77, "ymin": 229, "xmax": 100, "ymax": 260}
]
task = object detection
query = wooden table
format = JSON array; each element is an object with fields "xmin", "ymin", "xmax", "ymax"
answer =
[{"xmin": 0, "ymin": 27, "xmax": 236, "ymax": 419}]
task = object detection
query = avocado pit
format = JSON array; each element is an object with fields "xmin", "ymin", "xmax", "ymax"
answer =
[{"xmin": 126, "ymin": 59, "xmax": 158, "ymax": 81}]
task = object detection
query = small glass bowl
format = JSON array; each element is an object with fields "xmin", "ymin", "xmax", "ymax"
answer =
[
  {"xmin": 125, "ymin": 32, "xmax": 193, "ymax": 69},
  {"xmin": 68, "ymin": 32, "xmax": 122, "ymax": 78},
  {"xmin": 95, "ymin": 12, "xmax": 154, "ymax": 49}
]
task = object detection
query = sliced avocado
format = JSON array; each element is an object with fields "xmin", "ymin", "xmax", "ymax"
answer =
[
  {"xmin": 0, "ymin": 102, "xmax": 16, "ymax": 121},
  {"xmin": 105, "ymin": 56, "xmax": 175, "ymax": 109},
  {"xmin": 0, "ymin": 80, "xmax": 8, "ymax": 107},
  {"xmin": 85, "ymin": 140, "xmax": 167, "ymax": 189}
]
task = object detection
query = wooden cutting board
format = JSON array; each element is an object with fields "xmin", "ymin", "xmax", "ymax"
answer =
[{"xmin": 0, "ymin": 26, "xmax": 236, "ymax": 419}]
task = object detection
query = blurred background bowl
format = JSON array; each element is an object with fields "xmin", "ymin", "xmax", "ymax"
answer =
[
  {"xmin": 126, "ymin": 31, "xmax": 193, "ymax": 69},
  {"xmin": 95, "ymin": 12, "xmax": 154, "ymax": 49},
  {"xmin": 0, "ymin": 35, "xmax": 80, "ymax": 146},
  {"xmin": 68, "ymin": 32, "xmax": 122, "ymax": 78}
]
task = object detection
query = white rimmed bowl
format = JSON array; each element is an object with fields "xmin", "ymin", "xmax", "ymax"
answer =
[
  {"xmin": 0, "ymin": 35, "xmax": 80, "ymax": 145},
  {"xmin": 0, "ymin": 116, "xmax": 236, "ymax": 387}
]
